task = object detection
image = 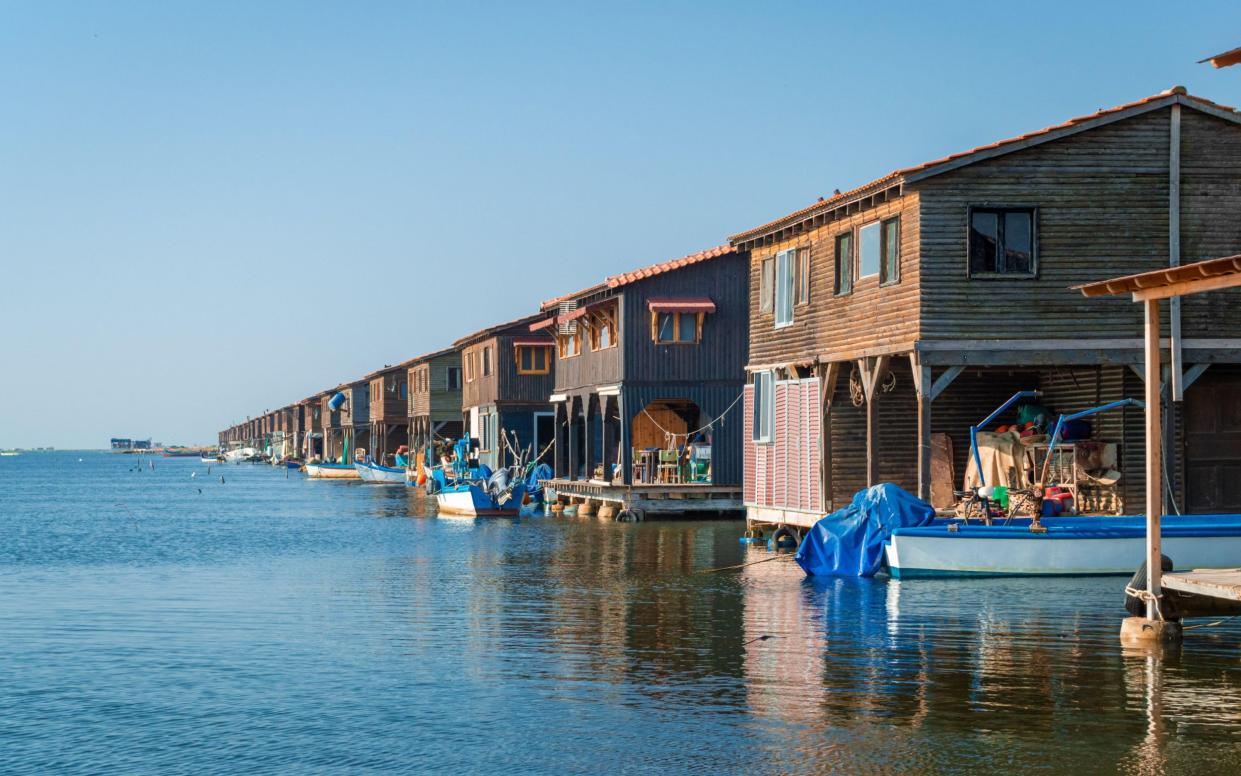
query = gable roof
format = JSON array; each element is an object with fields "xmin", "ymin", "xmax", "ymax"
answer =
[
  {"xmin": 729, "ymin": 89, "xmax": 1241, "ymax": 246},
  {"xmin": 1201, "ymin": 46, "xmax": 1241, "ymax": 69},
  {"xmin": 540, "ymin": 244, "xmax": 736, "ymax": 310},
  {"xmin": 453, "ymin": 312, "xmax": 549, "ymax": 349}
]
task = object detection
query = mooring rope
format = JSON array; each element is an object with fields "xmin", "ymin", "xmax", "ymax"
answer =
[{"xmin": 640, "ymin": 391, "xmax": 745, "ymax": 443}]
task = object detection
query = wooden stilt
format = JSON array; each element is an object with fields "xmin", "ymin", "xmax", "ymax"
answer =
[
  {"xmin": 910, "ymin": 353, "xmax": 933, "ymax": 502},
  {"xmin": 1145, "ymin": 298, "xmax": 1163, "ymax": 620}
]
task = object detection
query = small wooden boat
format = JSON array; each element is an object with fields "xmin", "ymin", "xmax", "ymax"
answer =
[
  {"xmin": 885, "ymin": 515, "xmax": 1241, "ymax": 578},
  {"xmin": 200, "ymin": 455, "xmax": 224, "ymax": 463},
  {"xmin": 354, "ymin": 461, "xmax": 406, "ymax": 484},
  {"xmin": 304, "ymin": 462, "xmax": 361, "ymax": 480},
  {"xmin": 223, "ymin": 447, "xmax": 256, "ymax": 463},
  {"xmin": 278, "ymin": 458, "xmax": 304, "ymax": 469},
  {"xmin": 435, "ymin": 481, "xmax": 528, "ymax": 516}
]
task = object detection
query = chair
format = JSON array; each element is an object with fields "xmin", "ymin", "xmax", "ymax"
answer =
[{"xmin": 657, "ymin": 448, "xmax": 681, "ymax": 484}]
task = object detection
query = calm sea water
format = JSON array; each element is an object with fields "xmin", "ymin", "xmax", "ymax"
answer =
[{"xmin": 2, "ymin": 451, "xmax": 1241, "ymax": 774}]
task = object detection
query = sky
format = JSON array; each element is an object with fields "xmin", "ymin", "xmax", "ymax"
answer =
[{"xmin": 1, "ymin": 1, "xmax": 1239, "ymax": 448}]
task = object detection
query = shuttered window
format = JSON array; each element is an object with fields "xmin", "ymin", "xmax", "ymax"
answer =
[
  {"xmin": 753, "ymin": 371, "xmax": 775, "ymax": 444},
  {"xmin": 795, "ymin": 247, "xmax": 810, "ymax": 305},
  {"xmin": 775, "ymin": 249, "xmax": 795, "ymax": 327},
  {"xmin": 759, "ymin": 258, "xmax": 774, "ymax": 313}
]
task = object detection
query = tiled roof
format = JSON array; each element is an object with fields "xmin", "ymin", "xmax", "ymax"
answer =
[
  {"xmin": 453, "ymin": 312, "xmax": 550, "ymax": 349},
  {"xmin": 729, "ymin": 89, "xmax": 1241, "ymax": 244},
  {"xmin": 541, "ymin": 245, "xmax": 736, "ymax": 310}
]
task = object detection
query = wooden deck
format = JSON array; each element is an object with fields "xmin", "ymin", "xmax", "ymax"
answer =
[
  {"xmin": 546, "ymin": 478, "xmax": 743, "ymax": 517},
  {"xmin": 1163, "ymin": 569, "xmax": 1241, "ymax": 601}
]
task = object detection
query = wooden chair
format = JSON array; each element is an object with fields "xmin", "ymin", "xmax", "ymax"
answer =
[{"xmin": 657, "ymin": 448, "xmax": 681, "ymax": 484}]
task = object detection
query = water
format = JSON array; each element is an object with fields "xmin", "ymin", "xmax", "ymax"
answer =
[{"xmin": 2, "ymin": 452, "xmax": 1241, "ymax": 774}]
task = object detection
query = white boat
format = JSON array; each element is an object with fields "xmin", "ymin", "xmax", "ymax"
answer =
[
  {"xmin": 223, "ymin": 447, "xmax": 257, "ymax": 463},
  {"xmin": 885, "ymin": 516, "xmax": 1241, "ymax": 578},
  {"xmin": 0, "ymin": 450, "xmax": 19, "ymax": 457},
  {"xmin": 354, "ymin": 461, "xmax": 406, "ymax": 484},
  {"xmin": 305, "ymin": 462, "xmax": 361, "ymax": 480}
]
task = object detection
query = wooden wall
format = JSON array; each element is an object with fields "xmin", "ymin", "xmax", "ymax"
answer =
[
  {"xmin": 410, "ymin": 352, "xmax": 464, "ymax": 422},
  {"xmin": 368, "ymin": 368, "xmax": 407, "ymax": 424},
  {"xmin": 620, "ymin": 251, "xmax": 750, "ymax": 386},
  {"xmin": 497, "ymin": 333, "xmax": 556, "ymax": 406},
  {"xmin": 554, "ymin": 297, "xmax": 621, "ymax": 393},
  {"xmin": 747, "ymin": 194, "xmax": 920, "ymax": 367}
]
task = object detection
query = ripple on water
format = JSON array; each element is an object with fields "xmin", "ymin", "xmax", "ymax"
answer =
[{"xmin": 3, "ymin": 452, "xmax": 1241, "ymax": 774}]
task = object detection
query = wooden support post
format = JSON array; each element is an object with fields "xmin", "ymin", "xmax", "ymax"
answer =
[
  {"xmin": 859, "ymin": 355, "xmax": 889, "ymax": 487},
  {"xmin": 910, "ymin": 353, "xmax": 933, "ymax": 502},
  {"xmin": 1145, "ymin": 298, "xmax": 1163, "ymax": 620},
  {"xmin": 819, "ymin": 362, "xmax": 840, "ymax": 510},
  {"xmin": 1169, "ymin": 103, "xmax": 1183, "ymax": 402}
]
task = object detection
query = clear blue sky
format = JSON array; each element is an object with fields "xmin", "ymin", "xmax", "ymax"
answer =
[{"xmin": 1, "ymin": 1, "xmax": 1238, "ymax": 448}]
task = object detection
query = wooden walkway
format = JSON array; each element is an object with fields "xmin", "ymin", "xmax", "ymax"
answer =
[
  {"xmin": 1163, "ymin": 569, "xmax": 1241, "ymax": 601},
  {"xmin": 546, "ymin": 478, "xmax": 743, "ymax": 518}
]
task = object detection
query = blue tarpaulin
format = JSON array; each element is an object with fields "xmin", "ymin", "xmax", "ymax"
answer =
[{"xmin": 795, "ymin": 484, "xmax": 936, "ymax": 577}]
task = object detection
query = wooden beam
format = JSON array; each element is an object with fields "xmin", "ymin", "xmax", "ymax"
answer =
[
  {"xmin": 929, "ymin": 365, "xmax": 965, "ymax": 401},
  {"xmin": 1170, "ymin": 103, "xmax": 1184, "ymax": 401},
  {"xmin": 1132, "ymin": 272, "xmax": 1241, "ymax": 301},
  {"xmin": 1144, "ymin": 298, "xmax": 1164, "ymax": 620},
  {"xmin": 910, "ymin": 354, "xmax": 933, "ymax": 501},
  {"xmin": 819, "ymin": 362, "xmax": 840, "ymax": 510},
  {"xmin": 1182, "ymin": 363, "xmax": 1210, "ymax": 392},
  {"xmin": 861, "ymin": 356, "xmax": 889, "ymax": 486}
]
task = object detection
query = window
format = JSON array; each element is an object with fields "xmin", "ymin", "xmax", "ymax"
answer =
[
  {"xmin": 752, "ymin": 371, "xmax": 774, "ymax": 443},
  {"xmin": 589, "ymin": 307, "xmax": 617, "ymax": 351},
  {"xmin": 482, "ymin": 346, "xmax": 492, "ymax": 376},
  {"xmin": 881, "ymin": 216, "xmax": 900, "ymax": 285},
  {"xmin": 558, "ymin": 329, "xmax": 581, "ymax": 358},
  {"xmin": 759, "ymin": 258, "xmax": 774, "ymax": 313},
  {"xmin": 465, "ymin": 351, "xmax": 475, "ymax": 382},
  {"xmin": 446, "ymin": 367, "xmax": 461, "ymax": 390},
  {"xmin": 517, "ymin": 345, "xmax": 550, "ymax": 374},
  {"xmin": 795, "ymin": 247, "xmax": 810, "ymax": 305},
  {"xmin": 479, "ymin": 413, "xmax": 495, "ymax": 451},
  {"xmin": 859, "ymin": 222, "xmax": 880, "ymax": 278},
  {"xmin": 654, "ymin": 312, "xmax": 700, "ymax": 343},
  {"xmin": 774, "ymin": 249, "xmax": 795, "ymax": 327},
  {"xmin": 834, "ymin": 232, "xmax": 853, "ymax": 295},
  {"xmin": 968, "ymin": 206, "xmax": 1036, "ymax": 276},
  {"xmin": 400, "ymin": 382, "xmax": 407, "ymax": 400}
]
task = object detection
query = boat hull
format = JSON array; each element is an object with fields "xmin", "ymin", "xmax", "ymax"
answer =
[
  {"xmin": 305, "ymin": 463, "xmax": 361, "ymax": 480},
  {"xmin": 354, "ymin": 462, "xmax": 406, "ymax": 484},
  {"xmin": 435, "ymin": 484, "xmax": 524, "ymax": 516},
  {"xmin": 886, "ymin": 515, "xmax": 1241, "ymax": 578}
]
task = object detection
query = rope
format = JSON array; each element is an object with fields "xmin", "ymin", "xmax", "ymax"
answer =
[
  {"xmin": 640, "ymin": 391, "xmax": 745, "ymax": 442},
  {"xmin": 698, "ymin": 554, "xmax": 793, "ymax": 574},
  {"xmin": 1125, "ymin": 585, "xmax": 1166, "ymax": 622}
]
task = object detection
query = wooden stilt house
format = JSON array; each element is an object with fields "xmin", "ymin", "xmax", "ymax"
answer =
[
  {"xmin": 366, "ymin": 364, "xmax": 408, "ymax": 464},
  {"xmin": 735, "ymin": 88, "xmax": 1241, "ymax": 532},
  {"xmin": 535, "ymin": 245, "xmax": 750, "ymax": 518},
  {"xmin": 454, "ymin": 314, "xmax": 556, "ymax": 471},
  {"xmin": 405, "ymin": 347, "xmax": 463, "ymax": 458}
]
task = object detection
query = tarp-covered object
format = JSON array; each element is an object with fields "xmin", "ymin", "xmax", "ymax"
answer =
[{"xmin": 796, "ymin": 484, "xmax": 936, "ymax": 577}]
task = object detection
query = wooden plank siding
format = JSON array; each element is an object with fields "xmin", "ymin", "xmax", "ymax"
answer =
[
  {"xmin": 368, "ymin": 367, "xmax": 407, "ymax": 425},
  {"xmin": 409, "ymin": 351, "xmax": 462, "ymax": 422},
  {"xmin": 1179, "ymin": 110, "xmax": 1241, "ymax": 335},
  {"xmin": 747, "ymin": 195, "xmax": 920, "ymax": 368}
]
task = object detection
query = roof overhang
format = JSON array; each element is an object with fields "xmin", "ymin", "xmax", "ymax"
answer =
[
  {"xmin": 647, "ymin": 297, "xmax": 716, "ymax": 313},
  {"xmin": 1075, "ymin": 254, "xmax": 1241, "ymax": 302}
]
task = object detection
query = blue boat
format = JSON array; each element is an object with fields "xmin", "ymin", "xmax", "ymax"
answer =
[{"xmin": 354, "ymin": 460, "xmax": 406, "ymax": 484}]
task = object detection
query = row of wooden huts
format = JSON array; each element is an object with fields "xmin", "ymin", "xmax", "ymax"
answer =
[{"xmin": 221, "ymin": 87, "xmax": 1241, "ymax": 528}]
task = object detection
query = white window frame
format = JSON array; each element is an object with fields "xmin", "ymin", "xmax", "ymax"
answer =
[
  {"xmin": 774, "ymin": 249, "xmax": 795, "ymax": 328},
  {"xmin": 753, "ymin": 371, "xmax": 775, "ymax": 444},
  {"xmin": 858, "ymin": 221, "xmax": 881, "ymax": 279}
]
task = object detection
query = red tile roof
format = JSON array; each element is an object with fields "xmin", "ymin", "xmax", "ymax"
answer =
[
  {"xmin": 729, "ymin": 89, "xmax": 1241, "ymax": 244},
  {"xmin": 541, "ymin": 244, "xmax": 736, "ymax": 310}
]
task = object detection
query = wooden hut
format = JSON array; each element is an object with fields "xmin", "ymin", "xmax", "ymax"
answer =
[
  {"xmin": 319, "ymin": 389, "xmax": 344, "ymax": 462},
  {"xmin": 301, "ymin": 395, "xmax": 324, "ymax": 461},
  {"xmin": 733, "ymin": 88, "xmax": 1241, "ymax": 532},
  {"xmin": 406, "ymin": 347, "xmax": 463, "ymax": 458},
  {"xmin": 366, "ymin": 364, "xmax": 408, "ymax": 464},
  {"xmin": 535, "ymin": 245, "xmax": 749, "ymax": 518},
  {"xmin": 454, "ymin": 314, "xmax": 555, "ymax": 471}
]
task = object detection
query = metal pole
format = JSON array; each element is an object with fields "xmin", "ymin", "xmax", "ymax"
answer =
[{"xmin": 1144, "ymin": 297, "xmax": 1163, "ymax": 619}]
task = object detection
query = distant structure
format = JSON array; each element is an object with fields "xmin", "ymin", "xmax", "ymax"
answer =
[{"xmin": 110, "ymin": 438, "xmax": 151, "ymax": 450}]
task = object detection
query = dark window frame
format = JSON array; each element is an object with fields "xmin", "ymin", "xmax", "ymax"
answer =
[
  {"xmin": 966, "ymin": 205, "xmax": 1039, "ymax": 278},
  {"xmin": 834, "ymin": 231, "xmax": 853, "ymax": 296},
  {"xmin": 880, "ymin": 216, "xmax": 901, "ymax": 286}
]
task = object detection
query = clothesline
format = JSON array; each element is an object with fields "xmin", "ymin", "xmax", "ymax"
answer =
[{"xmin": 640, "ymin": 391, "xmax": 745, "ymax": 444}]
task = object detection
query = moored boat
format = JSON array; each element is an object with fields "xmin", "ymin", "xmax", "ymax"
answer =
[
  {"xmin": 305, "ymin": 462, "xmax": 361, "ymax": 480},
  {"xmin": 354, "ymin": 460, "xmax": 406, "ymax": 484},
  {"xmin": 435, "ymin": 480, "xmax": 529, "ymax": 516},
  {"xmin": 885, "ymin": 515, "xmax": 1241, "ymax": 578},
  {"xmin": 223, "ymin": 447, "xmax": 257, "ymax": 463}
]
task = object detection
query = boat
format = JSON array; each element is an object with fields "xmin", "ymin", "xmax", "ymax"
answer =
[
  {"xmin": 200, "ymin": 455, "xmax": 224, "ymax": 463},
  {"xmin": 431, "ymin": 438, "xmax": 551, "ymax": 517},
  {"xmin": 354, "ymin": 460, "xmax": 406, "ymax": 484},
  {"xmin": 277, "ymin": 458, "xmax": 304, "ymax": 469},
  {"xmin": 223, "ymin": 447, "xmax": 257, "ymax": 463},
  {"xmin": 436, "ymin": 479, "xmax": 530, "ymax": 516},
  {"xmin": 304, "ymin": 462, "xmax": 361, "ymax": 480},
  {"xmin": 884, "ymin": 515, "xmax": 1241, "ymax": 578},
  {"xmin": 0, "ymin": 450, "xmax": 19, "ymax": 457},
  {"xmin": 162, "ymin": 450, "xmax": 200, "ymax": 458}
]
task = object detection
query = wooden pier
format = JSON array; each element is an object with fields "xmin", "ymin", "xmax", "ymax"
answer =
[{"xmin": 547, "ymin": 478, "xmax": 742, "ymax": 520}]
